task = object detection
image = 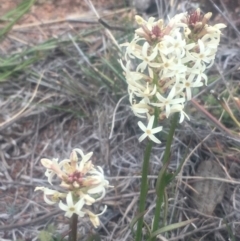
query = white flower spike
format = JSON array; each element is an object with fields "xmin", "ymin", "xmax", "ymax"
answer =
[
  {"xmin": 35, "ymin": 148, "xmax": 111, "ymax": 228},
  {"xmin": 120, "ymin": 8, "xmax": 225, "ymax": 143}
]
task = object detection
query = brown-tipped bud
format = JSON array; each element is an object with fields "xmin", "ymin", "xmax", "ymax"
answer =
[
  {"xmin": 159, "ymin": 112, "xmax": 166, "ymax": 121},
  {"xmin": 197, "ymin": 28, "xmax": 208, "ymax": 39},
  {"xmin": 188, "ymin": 8, "xmax": 201, "ymax": 26},
  {"xmin": 147, "ymin": 76, "xmax": 153, "ymax": 83},
  {"xmin": 148, "ymin": 107, "xmax": 155, "ymax": 116},
  {"xmin": 158, "ymin": 79, "xmax": 166, "ymax": 87},
  {"xmin": 135, "ymin": 27, "xmax": 152, "ymax": 43},
  {"xmin": 151, "ymin": 25, "xmax": 162, "ymax": 40},
  {"xmin": 142, "ymin": 24, "xmax": 152, "ymax": 35},
  {"xmin": 194, "ymin": 22, "xmax": 203, "ymax": 31},
  {"xmin": 163, "ymin": 24, "xmax": 173, "ymax": 36}
]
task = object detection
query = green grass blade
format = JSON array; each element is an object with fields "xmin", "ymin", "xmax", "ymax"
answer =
[
  {"xmin": 0, "ymin": 0, "xmax": 35, "ymax": 38},
  {"xmin": 150, "ymin": 219, "xmax": 197, "ymax": 239}
]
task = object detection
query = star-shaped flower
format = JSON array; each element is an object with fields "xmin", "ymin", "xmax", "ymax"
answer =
[
  {"xmin": 59, "ymin": 192, "xmax": 85, "ymax": 218},
  {"xmin": 136, "ymin": 42, "xmax": 161, "ymax": 73},
  {"xmin": 188, "ymin": 39, "xmax": 215, "ymax": 67},
  {"xmin": 150, "ymin": 86, "xmax": 185, "ymax": 117},
  {"xmin": 138, "ymin": 115, "xmax": 162, "ymax": 144},
  {"xmin": 178, "ymin": 74, "xmax": 203, "ymax": 100},
  {"xmin": 162, "ymin": 29, "xmax": 186, "ymax": 58}
]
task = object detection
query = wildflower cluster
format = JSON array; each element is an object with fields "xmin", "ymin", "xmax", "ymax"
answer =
[
  {"xmin": 35, "ymin": 149, "xmax": 110, "ymax": 228},
  {"xmin": 120, "ymin": 9, "xmax": 226, "ymax": 143}
]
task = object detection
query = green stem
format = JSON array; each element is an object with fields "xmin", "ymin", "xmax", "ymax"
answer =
[
  {"xmin": 150, "ymin": 113, "xmax": 179, "ymax": 241},
  {"xmin": 161, "ymin": 113, "xmax": 179, "ymax": 166},
  {"xmin": 69, "ymin": 213, "xmax": 78, "ymax": 241},
  {"xmin": 135, "ymin": 139, "xmax": 153, "ymax": 241}
]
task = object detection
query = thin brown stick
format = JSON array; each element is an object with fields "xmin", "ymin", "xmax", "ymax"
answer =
[{"xmin": 190, "ymin": 98, "xmax": 235, "ymax": 137}]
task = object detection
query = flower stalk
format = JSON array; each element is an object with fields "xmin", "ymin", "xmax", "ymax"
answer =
[
  {"xmin": 69, "ymin": 213, "xmax": 78, "ymax": 241},
  {"xmin": 135, "ymin": 139, "xmax": 153, "ymax": 241},
  {"xmin": 120, "ymin": 8, "xmax": 226, "ymax": 240},
  {"xmin": 151, "ymin": 113, "xmax": 179, "ymax": 241}
]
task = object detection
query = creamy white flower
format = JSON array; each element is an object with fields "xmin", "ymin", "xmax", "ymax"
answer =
[
  {"xmin": 86, "ymin": 166, "xmax": 110, "ymax": 202},
  {"xmin": 188, "ymin": 39, "xmax": 215, "ymax": 66},
  {"xmin": 138, "ymin": 115, "xmax": 162, "ymax": 143},
  {"xmin": 189, "ymin": 63, "xmax": 208, "ymax": 85},
  {"xmin": 85, "ymin": 205, "xmax": 107, "ymax": 228},
  {"xmin": 41, "ymin": 158, "xmax": 65, "ymax": 185},
  {"xmin": 35, "ymin": 187, "xmax": 66, "ymax": 205},
  {"xmin": 120, "ymin": 60, "xmax": 153, "ymax": 104},
  {"xmin": 120, "ymin": 60, "xmax": 145, "ymax": 86},
  {"xmin": 136, "ymin": 42, "xmax": 160, "ymax": 73},
  {"xmin": 160, "ymin": 59, "xmax": 187, "ymax": 83},
  {"xmin": 168, "ymin": 104, "xmax": 190, "ymax": 123},
  {"xmin": 121, "ymin": 36, "xmax": 143, "ymax": 59},
  {"xmin": 168, "ymin": 12, "xmax": 187, "ymax": 28},
  {"xmin": 178, "ymin": 74, "xmax": 203, "ymax": 100},
  {"xmin": 163, "ymin": 30, "xmax": 186, "ymax": 58},
  {"xmin": 131, "ymin": 100, "xmax": 150, "ymax": 118},
  {"xmin": 133, "ymin": 82, "xmax": 157, "ymax": 99},
  {"xmin": 78, "ymin": 190, "xmax": 96, "ymax": 205},
  {"xmin": 205, "ymin": 23, "xmax": 226, "ymax": 34},
  {"xmin": 154, "ymin": 40, "xmax": 170, "ymax": 55},
  {"xmin": 181, "ymin": 43, "xmax": 196, "ymax": 64},
  {"xmin": 159, "ymin": 54, "xmax": 177, "ymax": 76},
  {"xmin": 59, "ymin": 192, "xmax": 85, "ymax": 218},
  {"xmin": 150, "ymin": 86, "xmax": 185, "ymax": 117},
  {"xmin": 72, "ymin": 148, "xmax": 93, "ymax": 173}
]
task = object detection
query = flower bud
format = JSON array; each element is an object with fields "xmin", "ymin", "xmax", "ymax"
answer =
[
  {"xmin": 41, "ymin": 158, "xmax": 53, "ymax": 169},
  {"xmin": 135, "ymin": 15, "xmax": 145, "ymax": 25}
]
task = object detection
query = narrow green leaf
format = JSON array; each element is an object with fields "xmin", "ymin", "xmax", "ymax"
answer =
[
  {"xmin": 130, "ymin": 210, "xmax": 146, "ymax": 234},
  {"xmin": 0, "ymin": 0, "xmax": 35, "ymax": 38},
  {"xmin": 150, "ymin": 219, "xmax": 197, "ymax": 238}
]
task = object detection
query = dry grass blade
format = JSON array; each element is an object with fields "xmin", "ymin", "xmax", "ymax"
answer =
[{"xmin": 0, "ymin": 72, "xmax": 42, "ymax": 130}]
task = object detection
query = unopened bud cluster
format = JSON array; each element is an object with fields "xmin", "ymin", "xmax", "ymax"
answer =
[
  {"xmin": 120, "ymin": 9, "xmax": 226, "ymax": 143},
  {"xmin": 35, "ymin": 149, "xmax": 110, "ymax": 228}
]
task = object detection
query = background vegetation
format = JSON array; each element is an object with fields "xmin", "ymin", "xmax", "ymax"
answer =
[{"xmin": 0, "ymin": 0, "xmax": 240, "ymax": 240}]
